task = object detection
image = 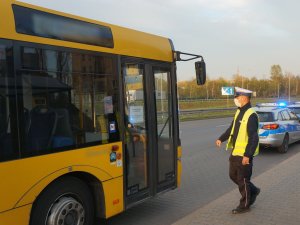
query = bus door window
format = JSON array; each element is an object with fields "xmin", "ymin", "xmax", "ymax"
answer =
[
  {"xmin": 0, "ymin": 42, "xmax": 19, "ymax": 162},
  {"xmin": 123, "ymin": 63, "xmax": 148, "ymax": 195},
  {"xmin": 153, "ymin": 68, "xmax": 175, "ymax": 184}
]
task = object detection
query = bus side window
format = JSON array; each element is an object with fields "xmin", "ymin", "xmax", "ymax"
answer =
[
  {"xmin": 0, "ymin": 41, "xmax": 19, "ymax": 161},
  {"xmin": 27, "ymin": 106, "xmax": 58, "ymax": 153},
  {"xmin": 0, "ymin": 108, "xmax": 12, "ymax": 157},
  {"xmin": 52, "ymin": 108, "xmax": 74, "ymax": 148},
  {"xmin": 0, "ymin": 102, "xmax": 7, "ymax": 137},
  {"xmin": 18, "ymin": 47, "xmax": 120, "ymax": 158}
]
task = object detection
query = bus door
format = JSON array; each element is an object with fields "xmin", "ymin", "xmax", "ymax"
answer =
[
  {"xmin": 152, "ymin": 66, "xmax": 176, "ymax": 193},
  {"xmin": 122, "ymin": 59, "xmax": 176, "ymax": 206}
]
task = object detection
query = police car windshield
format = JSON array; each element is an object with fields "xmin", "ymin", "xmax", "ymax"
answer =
[
  {"xmin": 289, "ymin": 108, "xmax": 300, "ymax": 114},
  {"xmin": 257, "ymin": 112, "xmax": 274, "ymax": 122}
]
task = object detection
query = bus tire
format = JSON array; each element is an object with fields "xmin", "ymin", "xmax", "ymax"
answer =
[{"xmin": 30, "ymin": 176, "xmax": 95, "ymax": 225}]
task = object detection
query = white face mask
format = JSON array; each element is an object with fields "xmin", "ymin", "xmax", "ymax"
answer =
[{"xmin": 234, "ymin": 98, "xmax": 242, "ymax": 108}]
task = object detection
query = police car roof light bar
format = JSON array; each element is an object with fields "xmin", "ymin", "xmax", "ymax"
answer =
[{"xmin": 256, "ymin": 102, "xmax": 287, "ymax": 108}]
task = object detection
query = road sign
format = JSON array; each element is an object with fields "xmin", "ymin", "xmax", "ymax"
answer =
[{"xmin": 221, "ymin": 87, "xmax": 234, "ymax": 96}]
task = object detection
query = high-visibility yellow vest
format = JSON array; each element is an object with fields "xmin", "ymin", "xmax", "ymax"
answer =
[{"xmin": 226, "ymin": 108, "xmax": 259, "ymax": 157}]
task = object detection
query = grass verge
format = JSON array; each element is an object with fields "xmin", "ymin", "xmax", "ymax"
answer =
[
  {"xmin": 179, "ymin": 110, "xmax": 235, "ymax": 121},
  {"xmin": 178, "ymin": 98, "xmax": 290, "ymax": 121}
]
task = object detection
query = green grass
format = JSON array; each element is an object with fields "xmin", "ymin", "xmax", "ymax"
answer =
[
  {"xmin": 180, "ymin": 110, "xmax": 235, "ymax": 121},
  {"xmin": 179, "ymin": 99, "xmax": 235, "ymax": 110},
  {"xmin": 178, "ymin": 98, "xmax": 297, "ymax": 121},
  {"xmin": 179, "ymin": 98, "xmax": 284, "ymax": 110}
]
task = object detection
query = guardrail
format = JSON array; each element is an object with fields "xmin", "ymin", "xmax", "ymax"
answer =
[
  {"xmin": 178, "ymin": 98, "xmax": 279, "ymax": 102},
  {"xmin": 179, "ymin": 107, "xmax": 236, "ymax": 115}
]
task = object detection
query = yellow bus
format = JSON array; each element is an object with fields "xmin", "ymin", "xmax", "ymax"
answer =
[{"xmin": 0, "ymin": 1, "xmax": 206, "ymax": 225}]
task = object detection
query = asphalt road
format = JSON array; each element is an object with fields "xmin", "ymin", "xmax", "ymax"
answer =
[{"xmin": 101, "ymin": 117, "xmax": 300, "ymax": 225}]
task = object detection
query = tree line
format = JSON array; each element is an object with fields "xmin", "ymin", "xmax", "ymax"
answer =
[{"xmin": 178, "ymin": 65, "xmax": 300, "ymax": 99}]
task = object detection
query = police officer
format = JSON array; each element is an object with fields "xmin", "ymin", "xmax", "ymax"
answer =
[{"xmin": 216, "ymin": 87, "xmax": 260, "ymax": 214}]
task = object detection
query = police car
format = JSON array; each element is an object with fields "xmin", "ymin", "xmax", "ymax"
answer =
[{"xmin": 255, "ymin": 103, "xmax": 300, "ymax": 153}]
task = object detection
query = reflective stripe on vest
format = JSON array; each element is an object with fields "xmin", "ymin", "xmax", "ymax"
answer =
[{"xmin": 226, "ymin": 108, "xmax": 259, "ymax": 157}]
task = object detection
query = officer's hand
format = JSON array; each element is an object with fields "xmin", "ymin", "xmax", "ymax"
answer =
[
  {"xmin": 216, "ymin": 140, "xmax": 222, "ymax": 147},
  {"xmin": 242, "ymin": 156, "xmax": 250, "ymax": 165}
]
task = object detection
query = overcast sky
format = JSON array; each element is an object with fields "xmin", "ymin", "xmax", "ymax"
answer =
[{"xmin": 21, "ymin": 0, "xmax": 300, "ymax": 81}]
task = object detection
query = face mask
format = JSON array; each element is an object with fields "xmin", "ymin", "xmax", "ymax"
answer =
[{"xmin": 234, "ymin": 98, "xmax": 242, "ymax": 108}]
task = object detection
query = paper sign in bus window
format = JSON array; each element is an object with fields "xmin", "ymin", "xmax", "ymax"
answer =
[
  {"xmin": 109, "ymin": 121, "xmax": 116, "ymax": 133},
  {"xmin": 104, "ymin": 96, "xmax": 113, "ymax": 114},
  {"xmin": 129, "ymin": 106, "xmax": 144, "ymax": 124}
]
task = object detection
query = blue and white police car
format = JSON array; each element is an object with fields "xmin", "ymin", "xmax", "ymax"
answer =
[{"xmin": 254, "ymin": 103, "xmax": 300, "ymax": 153}]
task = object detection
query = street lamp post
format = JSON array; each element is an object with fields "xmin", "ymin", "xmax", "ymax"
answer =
[{"xmin": 289, "ymin": 73, "xmax": 291, "ymax": 102}]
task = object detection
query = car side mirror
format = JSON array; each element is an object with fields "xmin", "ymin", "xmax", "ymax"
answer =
[{"xmin": 195, "ymin": 60, "xmax": 206, "ymax": 85}]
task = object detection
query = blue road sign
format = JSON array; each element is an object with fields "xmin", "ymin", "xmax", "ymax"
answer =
[{"xmin": 221, "ymin": 87, "xmax": 234, "ymax": 96}]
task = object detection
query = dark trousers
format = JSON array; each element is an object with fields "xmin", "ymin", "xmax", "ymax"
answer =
[{"xmin": 229, "ymin": 155, "xmax": 259, "ymax": 208}]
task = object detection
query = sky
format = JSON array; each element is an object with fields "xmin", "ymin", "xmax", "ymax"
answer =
[{"xmin": 20, "ymin": 0, "xmax": 300, "ymax": 81}]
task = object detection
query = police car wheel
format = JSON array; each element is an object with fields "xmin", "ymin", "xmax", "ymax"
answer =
[{"xmin": 277, "ymin": 134, "xmax": 289, "ymax": 154}]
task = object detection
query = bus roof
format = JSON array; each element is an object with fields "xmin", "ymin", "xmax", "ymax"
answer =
[{"xmin": 0, "ymin": 0, "xmax": 174, "ymax": 62}]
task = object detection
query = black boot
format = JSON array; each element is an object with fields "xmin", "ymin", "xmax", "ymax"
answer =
[
  {"xmin": 250, "ymin": 188, "xmax": 261, "ymax": 206},
  {"xmin": 232, "ymin": 207, "xmax": 250, "ymax": 214}
]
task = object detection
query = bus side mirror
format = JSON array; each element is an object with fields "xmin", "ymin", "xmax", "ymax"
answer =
[{"xmin": 195, "ymin": 60, "xmax": 206, "ymax": 85}]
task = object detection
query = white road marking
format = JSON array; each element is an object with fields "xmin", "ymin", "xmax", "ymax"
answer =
[{"xmin": 216, "ymin": 124, "xmax": 231, "ymax": 127}]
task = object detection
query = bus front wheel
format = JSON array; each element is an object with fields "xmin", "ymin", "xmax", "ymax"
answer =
[{"xmin": 30, "ymin": 176, "xmax": 94, "ymax": 225}]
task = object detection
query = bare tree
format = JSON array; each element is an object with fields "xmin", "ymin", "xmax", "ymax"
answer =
[{"xmin": 270, "ymin": 65, "xmax": 283, "ymax": 98}]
